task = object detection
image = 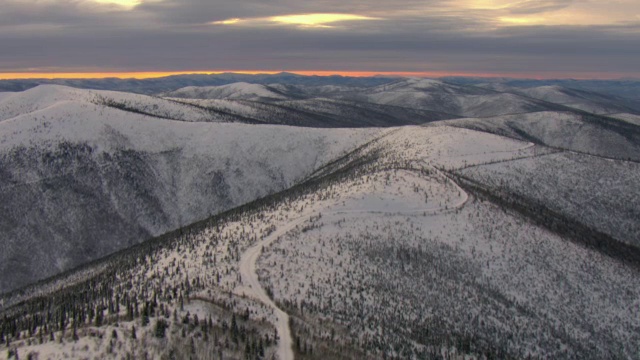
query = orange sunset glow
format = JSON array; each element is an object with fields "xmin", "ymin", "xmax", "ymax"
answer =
[
  {"xmin": 0, "ymin": 70, "xmax": 455, "ymax": 80},
  {"xmin": 0, "ymin": 70, "xmax": 632, "ymax": 80}
]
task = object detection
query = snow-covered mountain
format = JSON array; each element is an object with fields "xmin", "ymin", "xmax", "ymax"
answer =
[
  {"xmin": 2, "ymin": 125, "xmax": 638, "ymax": 360},
  {"xmin": 0, "ymin": 85, "xmax": 380, "ymax": 293},
  {"xmin": 1, "ymin": 76, "xmax": 640, "ymax": 360}
]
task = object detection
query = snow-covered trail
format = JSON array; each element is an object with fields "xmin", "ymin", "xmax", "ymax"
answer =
[{"xmin": 239, "ymin": 217, "xmax": 308, "ymax": 360}]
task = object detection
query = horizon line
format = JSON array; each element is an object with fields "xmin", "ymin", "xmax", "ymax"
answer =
[{"xmin": 0, "ymin": 70, "xmax": 636, "ymax": 81}]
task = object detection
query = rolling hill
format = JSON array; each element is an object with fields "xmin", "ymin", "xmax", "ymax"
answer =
[
  {"xmin": 163, "ymin": 83, "xmax": 294, "ymax": 101},
  {"xmin": 476, "ymin": 83, "xmax": 640, "ymax": 115},
  {"xmin": 333, "ymin": 78, "xmax": 562, "ymax": 117}
]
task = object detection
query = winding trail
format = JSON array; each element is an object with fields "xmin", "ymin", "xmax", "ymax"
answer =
[
  {"xmin": 239, "ymin": 217, "xmax": 308, "ymax": 360},
  {"xmin": 237, "ymin": 165, "xmax": 470, "ymax": 360}
]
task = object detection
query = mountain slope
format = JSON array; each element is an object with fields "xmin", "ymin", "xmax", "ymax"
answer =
[
  {"xmin": 435, "ymin": 111, "xmax": 640, "ymax": 161},
  {"xmin": 459, "ymin": 151, "xmax": 640, "ymax": 247},
  {"xmin": 512, "ymin": 85, "xmax": 640, "ymax": 115},
  {"xmin": 0, "ymin": 89, "xmax": 379, "ymax": 293},
  {"xmin": 0, "ymin": 85, "xmax": 230, "ymax": 123}
]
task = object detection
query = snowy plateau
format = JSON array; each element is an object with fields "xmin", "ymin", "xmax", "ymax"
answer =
[{"xmin": 0, "ymin": 76, "xmax": 639, "ymax": 360}]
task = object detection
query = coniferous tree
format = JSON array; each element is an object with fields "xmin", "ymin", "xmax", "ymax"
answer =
[
  {"xmin": 94, "ymin": 307, "xmax": 103, "ymax": 327},
  {"xmin": 231, "ymin": 314, "xmax": 239, "ymax": 344},
  {"xmin": 154, "ymin": 320, "xmax": 166, "ymax": 338},
  {"xmin": 141, "ymin": 304, "xmax": 149, "ymax": 327},
  {"xmin": 72, "ymin": 325, "xmax": 79, "ymax": 341},
  {"xmin": 258, "ymin": 339, "xmax": 265, "ymax": 357}
]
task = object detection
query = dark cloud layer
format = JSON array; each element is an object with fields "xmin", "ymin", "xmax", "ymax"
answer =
[{"xmin": 0, "ymin": 0, "xmax": 638, "ymax": 77}]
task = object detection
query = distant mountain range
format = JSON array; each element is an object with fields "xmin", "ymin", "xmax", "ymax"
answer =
[
  {"xmin": 0, "ymin": 72, "xmax": 394, "ymax": 94},
  {"xmin": 2, "ymin": 72, "xmax": 639, "ymax": 102}
]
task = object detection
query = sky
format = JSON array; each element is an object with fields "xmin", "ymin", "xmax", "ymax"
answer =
[{"xmin": 0, "ymin": 0, "xmax": 639, "ymax": 79}]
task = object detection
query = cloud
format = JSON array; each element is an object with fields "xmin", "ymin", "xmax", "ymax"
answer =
[
  {"xmin": 135, "ymin": 0, "xmax": 431, "ymax": 24},
  {"xmin": 210, "ymin": 13, "xmax": 382, "ymax": 29},
  {"xmin": 0, "ymin": 0, "xmax": 148, "ymax": 31},
  {"xmin": 0, "ymin": 0, "xmax": 638, "ymax": 78},
  {"xmin": 93, "ymin": 0, "xmax": 141, "ymax": 8}
]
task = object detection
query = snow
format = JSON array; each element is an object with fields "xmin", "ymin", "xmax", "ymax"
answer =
[{"xmin": 0, "ymin": 85, "xmax": 90, "ymax": 122}]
